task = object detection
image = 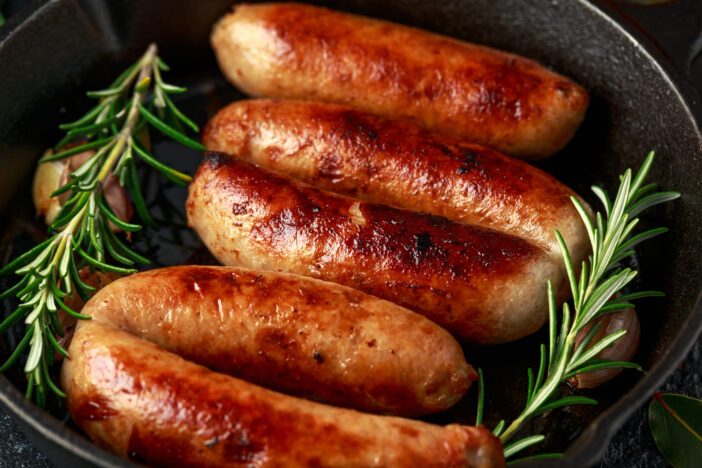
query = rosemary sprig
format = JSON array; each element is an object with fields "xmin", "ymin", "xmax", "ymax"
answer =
[
  {"xmin": 482, "ymin": 151, "xmax": 679, "ymax": 460},
  {"xmin": 0, "ymin": 43, "xmax": 203, "ymax": 407}
]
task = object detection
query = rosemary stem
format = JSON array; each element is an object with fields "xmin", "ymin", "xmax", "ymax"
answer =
[
  {"xmin": 22, "ymin": 209, "xmax": 83, "ymax": 374},
  {"xmin": 500, "ymin": 333, "xmax": 576, "ymax": 443},
  {"xmin": 491, "ymin": 154, "xmax": 677, "ymax": 459},
  {"xmin": 96, "ymin": 43, "xmax": 157, "ymax": 183}
]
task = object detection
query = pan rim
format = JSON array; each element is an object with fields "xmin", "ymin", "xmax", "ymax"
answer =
[{"xmin": 0, "ymin": 0, "xmax": 700, "ymax": 467}]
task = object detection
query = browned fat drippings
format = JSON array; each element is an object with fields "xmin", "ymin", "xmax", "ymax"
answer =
[{"xmin": 256, "ymin": 3, "xmax": 564, "ymax": 126}]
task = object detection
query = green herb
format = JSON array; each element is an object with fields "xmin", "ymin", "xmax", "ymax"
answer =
[
  {"xmin": 0, "ymin": 0, "xmax": 5, "ymax": 28},
  {"xmin": 479, "ymin": 151, "xmax": 679, "ymax": 460},
  {"xmin": 649, "ymin": 393, "xmax": 702, "ymax": 468},
  {"xmin": 0, "ymin": 43, "xmax": 203, "ymax": 407}
]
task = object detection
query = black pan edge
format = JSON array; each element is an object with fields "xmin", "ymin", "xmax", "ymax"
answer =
[
  {"xmin": 0, "ymin": 0, "xmax": 47, "ymax": 43},
  {"xmin": 0, "ymin": 375, "xmax": 132, "ymax": 468},
  {"xmin": 588, "ymin": 0, "xmax": 702, "ymax": 138},
  {"xmin": 0, "ymin": 0, "xmax": 701, "ymax": 467}
]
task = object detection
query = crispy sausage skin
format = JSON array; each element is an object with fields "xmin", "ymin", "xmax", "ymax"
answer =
[
  {"xmin": 187, "ymin": 153, "xmax": 563, "ymax": 344},
  {"xmin": 71, "ymin": 265, "xmax": 473, "ymax": 416},
  {"xmin": 211, "ymin": 3, "xmax": 589, "ymax": 159},
  {"xmin": 62, "ymin": 321, "xmax": 505, "ymax": 468},
  {"xmin": 202, "ymin": 99, "xmax": 591, "ymax": 274}
]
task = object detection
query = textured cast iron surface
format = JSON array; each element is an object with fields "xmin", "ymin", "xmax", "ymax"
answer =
[{"xmin": 0, "ymin": 0, "xmax": 700, "ymax": 467}]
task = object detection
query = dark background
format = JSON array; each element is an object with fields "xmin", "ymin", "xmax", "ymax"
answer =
[{"xmin": 0, "ymin": 0, "xmax": 700, "ymax": 466}]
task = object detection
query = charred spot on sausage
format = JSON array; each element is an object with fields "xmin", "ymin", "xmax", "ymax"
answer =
[{"xmin": 414, "ymin": 232, "xmax": 432, "ymax": 253}]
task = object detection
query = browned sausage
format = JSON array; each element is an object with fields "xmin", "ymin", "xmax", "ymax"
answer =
[
  {"xmin": 211, "ymin": 3, "xmax": 589, "ymax": 159},
  {"xmin": 186, "ymin": 153, "xmax": 564, "ymax": 344},
  {"xmin": 61, "ymin": 321, "xmax": 505, "ymax": 467},
  {"xmin": 70, "ymin": 265, "xmax": 473, "ymax": 416},
  {"xmin": 202, "ymin": 99, "xmax": 591, "ymax": 278}
]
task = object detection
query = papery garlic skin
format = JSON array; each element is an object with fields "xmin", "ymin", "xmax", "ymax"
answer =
[
  {"xmin": 32, "ymin": 149, "xmax": 65, "ymax": 225},
  {"xmin": 571, "ymin": 304, "xmax": 641, "ymax": 388}
]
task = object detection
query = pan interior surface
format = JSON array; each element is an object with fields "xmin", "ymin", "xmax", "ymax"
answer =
[{"xmin": 0, "ymin": 0, "xmax": 700, "ymax": 467}]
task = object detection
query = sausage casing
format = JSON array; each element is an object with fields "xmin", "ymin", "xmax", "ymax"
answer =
[
  {"xmin": 202, "ymin": 99, "xmax": 591, "ymax": 274},
  {"xmin": 75, "ymin": 265, "xmax": 473, "ymax": 416},
  {"xmin": 211, "ymin": 3, "xmax": 589, "ymax": 159},
  {"xmin": 62, "ymin": 321, "xmax": 505, "ymax": 467},
  {"xmin": 187, "ymin": 153, "xmax": 563, "ymax": 344}
]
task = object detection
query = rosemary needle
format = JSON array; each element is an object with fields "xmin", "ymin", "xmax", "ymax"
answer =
[{"xmin": 0, "ymin": 43, "xmax": 204, "ymax": 407}]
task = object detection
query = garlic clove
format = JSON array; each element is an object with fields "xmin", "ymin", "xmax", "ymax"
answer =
[
  {"xmin": 32, "ymin": 149, "xmax": 66, "ymax": 225},
  {"xmin": 102, "ymin": 173, "xmax": 134, "ymax": 232},
  {"xmin": 570, "ymin": 299, "xmax": 640, "ymax": 389}
]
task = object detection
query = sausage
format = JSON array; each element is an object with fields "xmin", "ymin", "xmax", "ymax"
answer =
[
  {"xmin": 56, "ymin": 268, "xmax": 121, "ymax": 360},
  {"xmin": 61, "ymin": 321, "xmax": 505, "ymax": 467},
  {"xmin": 70, "ymin": 265, "xmax": 473, "ymax": 416},
  {"xmin": 210, "ymin": 3, "xmax": 589, "ymax": 159},
  {"xmin": 202, "ymin": 99, "xmax": 591, "ymax": 277},
  {"xmin": 186, "ymin": 153, "xmax": 564, "ymax": 344}
]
